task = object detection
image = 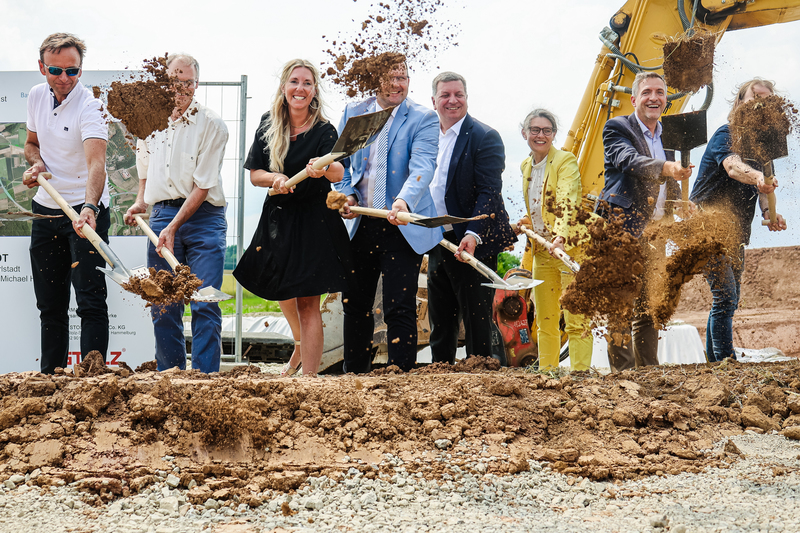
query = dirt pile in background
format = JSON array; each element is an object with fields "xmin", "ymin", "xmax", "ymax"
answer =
[
  {"xmin": 1, "ymin": 361, "xmax": 799, "ymax": 506},
  {"xmin": 322, "ymin": 0, "xmax": 458, "ymax": 97},
  {"xmin": 662, "ymin": 32, "xmax": 716, "ymax": 93},
  {"xmin": 122, "ymin": 265, "xmax": 202, "ymax": 307},
  {"xmin": 561, "ymin": 211, "xmax": 644, "ymax": 336},
  {"xmin": 641, "ymin": 208, "xmax": 739, "ymax": 328},
  {"xmin": 730, "ymin": 94, "xmax": 798, "ymax": 163},
  {"xmin": 106, "ymin": 56, "xmax": 175, "ymax": 140}
]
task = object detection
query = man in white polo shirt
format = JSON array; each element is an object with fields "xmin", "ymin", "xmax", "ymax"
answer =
[
  {"xmin": 23, "ymin": 32, "xmax": 110, "ymax": 375},
  {"xmin": 124, "ymin": 53, "xmax": 228, "ymax": 374}
]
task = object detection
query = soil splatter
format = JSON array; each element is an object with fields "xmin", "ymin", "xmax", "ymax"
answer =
[
  {"xmin": 662, "ymin": 32, "xmax": 716, "ymax": 93},
  {"xmin": 322, "ymin": 0, "xmax": 458, "ymax": 97},
  {"xmin": 560, "ymin": 210, "xmax": 644, "ymax": 334},
  {"xmin": 729, "ymin": 94, "xmax": 798, "ymax": 164},
  {"xmin": 105, "ymin": 56, "xmax": 175, "ymax": 140},
  {"xmin": 122, "ymin": 265, "xmax": 203, "ymax": 307},
  {"xmin": 641, "ymin": 207, "xmax": 739, "ymax": 328}
]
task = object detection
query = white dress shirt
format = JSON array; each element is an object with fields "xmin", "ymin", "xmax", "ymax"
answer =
[
  {"xmin": 634, "ymin": 113, "xmax": 668, "ymax": 220},
  {"xmin": 526, "ymin": 155, "xmax": 551, "ymax": 239},
  {"xmin": 137, "ymin": 100, "xmax": 228, "ymax": 207},
  {"xmin": 431, "ymin": 116, "xmax": 466, "ymax": 232},
  {"xmin": 356, "ymin": 102, "xmax": 398, "ymax": 208}
]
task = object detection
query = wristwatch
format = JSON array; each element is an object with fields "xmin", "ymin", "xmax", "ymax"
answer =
[{"xmin": 83, "ymin": 203, "xmax": 100, "ymax": 217}]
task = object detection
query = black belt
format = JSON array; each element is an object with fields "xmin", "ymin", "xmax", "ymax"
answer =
[{"xmin": 156, "ymin": 198, "xmax": 186, "ymax": 208}]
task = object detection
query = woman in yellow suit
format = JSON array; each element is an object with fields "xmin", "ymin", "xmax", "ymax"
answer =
[{"xmin": 519, "ymin": 108, "xmax": 593, "ymax": 371}]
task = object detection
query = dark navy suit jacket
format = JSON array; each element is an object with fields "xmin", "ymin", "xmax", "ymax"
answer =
[
  {"xmin": 599, "ymin": 113, "xmax": 679, "ymax": 237},
  {"xmin": 443, "ymin": 114, "xmax": 516, "ymax": 258}
]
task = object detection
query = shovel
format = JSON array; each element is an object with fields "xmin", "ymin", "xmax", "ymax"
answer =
[
  {"xmin": 661, "ymin": 110, "xmax": 707, "ymax": 209},
  {"xmin": 267, "ymin": 106, "xmax": 395, "ymax": 196},
  {"xmin": 27, "ymin": 171, "xmax": 134, "ymax": 286},
  {"xmin": 437, "ymin": 239, "xmax": 542, "ymax": 291},
  {"xmin": 0, "ymin": 211, "xmax": 62, "ymax": 221},
  {"xmin": 344, "ymin": 206, "xmax": 487, "ymax": 228},
  {"xmin": 133, "ymin": 214, "xmax": 233, "ymax": 303},
  {"xmin": 519, "ymin": 225, "xmax": 581, "ymax": 273},
  {"xmin": 744, "ymin": 137, "xmax": 788, "ymax": 227}
]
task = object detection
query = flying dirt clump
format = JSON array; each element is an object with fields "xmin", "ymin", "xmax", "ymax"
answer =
[
  {"xmin": 641, "ymin": 207, "xmax": 739, "ymax": 329},
  {"xmin": 326, "ymin": 190, "xmax": 349, "ymax": 211},
  {"xmin": 662, "ymin": 31, "xmax": 716, "ymax": 93},
  {"xmin": 123, "ymin": 264, "xmax": 203, "ymax": 307},
  {"xmin": 729, "ymin": 94, "xmax": 799, "ymax": 164},
  {"xmin": 322, "ymin": 0, "xmax": 459, "ymax": 97},
  {"xmin": 560, "ymin": 210, "xmax": 644, "ymax": 337},
  {"xmin": 106, "ymin": 56, "xmax": 175, "ymax": 140}
]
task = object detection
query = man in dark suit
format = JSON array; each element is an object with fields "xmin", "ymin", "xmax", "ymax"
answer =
[
  {"xmin": 599, "ymin": 71, "xmax": 692, "ymax": 371},
  {"xmin": 336, "ymin": 58, "xmax": 442, "ymax": 373},
  {"xmin": 426, "ymin": 71, "xmax": 516, "ymax": 363}
]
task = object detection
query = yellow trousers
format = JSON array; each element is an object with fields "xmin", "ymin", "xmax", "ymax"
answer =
[{"xmin": 532, "ymin": 246, "xmax": 593, "ymax": 371}]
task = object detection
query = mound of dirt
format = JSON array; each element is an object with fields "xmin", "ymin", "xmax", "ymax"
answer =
[
  {"xmin": 561, "ymin": 210, "xmax": 644, "ymax": 335},
  {"xmin": 1, "ymin": 361, "xmax": 799, "ymax": 506},
  {"xmin": 322, "ymin": 0, "xmax": 458, "ymax": 97},
  {"xmin": 662, "ymin": 32, "xmax": 715, "ymax": 93},
  {"xmin": 106, "ymin": 56, "xmax": 175, "ymax": 140},
  {"xmin": 729, "ymin": 94, "xmax": 798, "ymax": 164},
  {"xmin": 122, "ymin": 265, "xmax": 203, "ymax": 307}
]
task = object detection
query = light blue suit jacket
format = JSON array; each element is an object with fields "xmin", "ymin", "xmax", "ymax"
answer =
[{"xmin": 335, "ymin": 97, "xmax": 443, "ymax": 255}]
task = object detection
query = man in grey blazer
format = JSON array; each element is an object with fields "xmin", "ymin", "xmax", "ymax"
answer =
[
  {"xmin": 598, "ymin": 72, "xmax": 692, "ymax": 371},
  {"xmin": 336, "ymin": 58, "xmax": 441, "ymax": 373}
]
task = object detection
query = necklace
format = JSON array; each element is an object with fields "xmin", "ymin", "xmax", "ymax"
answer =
[{"xmin": 289, "ymin": 114, "xmax": 312, "ymax": 138}]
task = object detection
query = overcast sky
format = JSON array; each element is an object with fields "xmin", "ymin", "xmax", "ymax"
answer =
[{"xmin": 2, "ymin": 0, "xmax": 798, "ymax": 250}]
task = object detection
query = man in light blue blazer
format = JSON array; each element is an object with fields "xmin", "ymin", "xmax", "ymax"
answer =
[{"xmin": 335, "ymin": 58, "xmax": 442, "ymax": 373}]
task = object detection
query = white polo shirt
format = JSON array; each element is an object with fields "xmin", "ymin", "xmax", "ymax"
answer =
[
  {"xmin": 26, "ymin": 81, "xmax": 109, "ymax": 209},
  {"xmin": 137, "ymin": 100, "xmax": 228, "ymax": 207}
]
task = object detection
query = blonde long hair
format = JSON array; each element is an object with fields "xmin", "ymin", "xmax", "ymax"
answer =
[{"xmin": 263, "ymin": 59, "xmax": 328, "ymax": 173}]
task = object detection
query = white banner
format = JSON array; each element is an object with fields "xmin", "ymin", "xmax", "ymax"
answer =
[{"xmin": 1, "ymin": 70, "xmax": 157, "ymax": 373}]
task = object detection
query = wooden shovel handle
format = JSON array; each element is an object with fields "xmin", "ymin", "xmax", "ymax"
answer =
[
  {"xmin": 31, "ymin": 172, "xmax": 113, "ymax": 266},
  {"xmin": 267, "ymin": 153, "xmax": 339, "ymax": 196},
  {"xmin": 438, "ymin": 239, "xmax": 507, "ymax": 285},
  {"xmin": 347, "ymin": 206, "xmax": 417, "ymax": 224},
  {"xmin": 520, "ymin": 225, "xmax": 580, "ymax": 273},
  {"xmin": 133, "ymin": 214, "xmax": 181, "ymax": 270},
  {"xmin": 760, "ymin": 163, "xmax": 778, "ymax": 226}
]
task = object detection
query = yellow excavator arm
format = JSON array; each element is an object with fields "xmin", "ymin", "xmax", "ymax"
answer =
[{"xmin": 564, "ymin": 0, "xmax": 800, "ymax": 208}]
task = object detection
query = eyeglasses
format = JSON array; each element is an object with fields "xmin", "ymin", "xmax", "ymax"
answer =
[
  {"xmin": 528, "ymin": 127, "xmax": 554, "ymax": 136},
  {"xmin": 43, "ymin": 64, "xmax": 81, "ymax": 76},
  {"xmin": 389, "ymin": 76, "xmax": 408, "ymax": 84},
  {"xmin": 173, "ymin": 79, "xmax": 197, "ymax": 88}
]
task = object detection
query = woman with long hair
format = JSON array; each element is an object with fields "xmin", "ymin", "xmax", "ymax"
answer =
[{"xmin": 234, "ymin": 59, "xmax": 354, "ymax": 376}]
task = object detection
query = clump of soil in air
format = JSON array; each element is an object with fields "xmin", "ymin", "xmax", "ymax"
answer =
[
  {"xmin": 122, "ymin": 264, "xmax": 203, "ymax": 307},
  {"xmin": 106, "ymin": 56, "xmax": 175, "ymax": 139},
  {"xmin": 322, "ymin": 0, "xmax": 459, "ymax": 97},
  {"xmin": 641, "ymin": 208, "xmax": 739, "ymax": 328},
  {"xmin": 662, "ymin": 32, "xmax": 716, "ymax": 92},
  {"xmin": 326, "ymin": 190, "xmax": 349, "ymax": 211},
  {"xmin": 730, "ymin": 94, "xmax": 798, "ymax": 164},
  {"xmin": 561, "ymin": 209, "xmax": 644, "ymax": 335}
]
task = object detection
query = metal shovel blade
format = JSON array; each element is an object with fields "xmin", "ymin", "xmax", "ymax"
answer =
[
  {"xmin": 94, "ymin": 240, "xmax": 135, "ymax": 285},
  {"xmin": 482, "ymin": 278, "xmax": 543, "ymax": 291},
  {"xmin": 333, "ymin": 105, "xmax": 396, "ymax": 159},
  {"xmin": 661, "ymin": 110, "xmax": 708, "ymax": 153}
]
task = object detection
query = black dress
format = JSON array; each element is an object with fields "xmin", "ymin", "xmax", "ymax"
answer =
[{"xmin": 233, "ymin": 114, "xmax": 354, "ymax": 300}]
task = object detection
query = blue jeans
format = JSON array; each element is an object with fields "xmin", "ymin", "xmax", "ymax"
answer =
[
  {"xmin": 148, "ymin": 202, "xmax": 226, "ymax": 373},
  {"xmin": 705, "ymin": 248, "xmax": 744, "ymax": 362}
]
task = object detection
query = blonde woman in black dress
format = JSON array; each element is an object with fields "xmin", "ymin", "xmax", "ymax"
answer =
[{"xmin": 234, "ymin": 59, "xmax": 354, "ymax": 376}]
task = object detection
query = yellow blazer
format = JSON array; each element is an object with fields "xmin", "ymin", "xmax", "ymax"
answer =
[{"xmin": 520, "ymin": 145, "xmax": 598, "ymax": 269}]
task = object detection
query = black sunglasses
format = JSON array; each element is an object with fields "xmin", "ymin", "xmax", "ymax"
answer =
[{"xmin": 43, "ymin": 64, "xmax": 81, "ymax": 76}]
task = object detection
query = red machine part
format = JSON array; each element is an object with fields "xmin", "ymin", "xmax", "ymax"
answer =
[{"xmin": 492, "ymin": 269, "xmax": 537, "ymax": 367}]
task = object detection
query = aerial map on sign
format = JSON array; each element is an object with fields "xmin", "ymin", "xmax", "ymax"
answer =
[{"xmin": 0, "ymin": 121, "xmax": 140, "ymax": 236}]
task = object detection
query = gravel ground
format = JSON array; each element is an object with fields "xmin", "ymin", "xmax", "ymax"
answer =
[{"xmin": 1, "ymin": 432, "xmax": 798, "ymax": 533}]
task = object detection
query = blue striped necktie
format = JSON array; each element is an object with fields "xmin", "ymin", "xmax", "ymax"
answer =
[{"xmin": 373, "ymin": 114, "xmax": 389, "ymax": 209}]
